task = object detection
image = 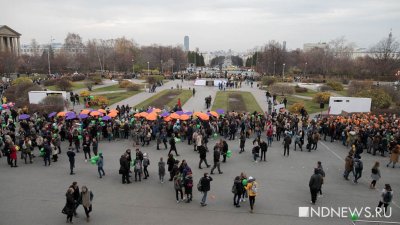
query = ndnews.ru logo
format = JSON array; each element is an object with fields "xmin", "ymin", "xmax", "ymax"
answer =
[{"xmin": 298, "ymin": 206, "xmax": 392, "ymax": 221}]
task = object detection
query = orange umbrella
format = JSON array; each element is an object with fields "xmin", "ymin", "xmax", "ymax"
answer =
[
  {"xmin": 98, "ymin": 109, "xmax": 107, "ymax": 114},
  {"xmin": 90, "ymin": 111, "xmax": 101, "ymax": 116},
  {"xmin": 134, "ymin": 113, "xmax": 141, "ymax": 118},
  {"xmin": 146, "ymin": 113, "xmax": 157, "ymax": 121},
  {"xmin": 80, "ymin": 109, "xmax": 91, "ymax": 115},
  {"xmin": 193, "ymin": 112, "xmax": 202, "ymax": 117},
  {"xmin": 170, "ymin": 113, "xmax": 180, "ymax": 119},
  {"xmin": 164, "ymin": 116, "xmax": 172, "ymax": 122},
  {"xmin": 108, "ymin": 112, "xmax": 118, "ymax": 118},
  {"xmin": 180, "ymin": 114, "xmax": 190, "ymax": 121},
  {"xmin": 109, "ymin": 109, "xmax": 119, "ymax": 113},
  {"xmin": 57, "ymin": 112, "xmax": 66, "ymax": 117},
  {"xmin": 210, "ymin": 111, "xmax": 219, "ymax": 117},
  {"xmin": 198, "ymin": 113, "xmax": 209, "ymax": 121},
  {"xmin": 139, "ymin": 112, "xmax": 148, "ymax": 118},
  {"xmin": 153, "ymin": 108, "xmax": 162, "ymax": 113}
]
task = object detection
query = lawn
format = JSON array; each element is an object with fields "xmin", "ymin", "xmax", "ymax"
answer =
[
  {"xmin": 92, "ymin": 91, "xmax": 141, "ymax": 109},
  {"xmin": 294, "ymin": 89, "xmax": 317, "ymax": 98},
  {"xmin": 135, "ymin": 90, "xmax": 192, "ymax": 110},
  {"xmin": 46, "ymin": 82, "xmax": 86, "ymax": 91},
  {"xmin": 211, "ymin": 91, "xmax": 263, "ymax": 113},
  {"xmin": 278, "ymin": 95, "xmax": 326, "ymax": 115},
  {"xmin": 92, "ymin": 83, "xmax": 146, "ymax": 93}
]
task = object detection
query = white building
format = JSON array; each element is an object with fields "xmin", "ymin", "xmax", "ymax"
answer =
[
  {"xmin": 303, "ymin": 42, "xmax": 328, "ymax": 52},
  {"xmin": 21, "ymin": 42, "xmax": 86, "ymax": 56},
  {"xmin": 184, "ymin": 36, "xmax": 189, "ymax": 52}
]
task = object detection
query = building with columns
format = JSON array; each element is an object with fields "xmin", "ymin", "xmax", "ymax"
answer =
[{"xmin": 0, "ymin": 25, "xmax": 21, "ymax": 56}]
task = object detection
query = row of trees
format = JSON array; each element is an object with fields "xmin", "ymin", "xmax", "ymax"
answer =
[
  {"xmin": 246, "ymin": 33, "xmax": 400, "ymax": 80},
  {"xmin": 0, "ymin": 33, "xmax": 189, "ymax": 75}
]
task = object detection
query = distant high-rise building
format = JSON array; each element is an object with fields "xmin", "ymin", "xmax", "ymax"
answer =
[
  {"xmin": 282, "ymin": 41, "xmax": 286, "ymax": 51},
  {"xmin": 184, "ymin": 36, "xmax": 189, "ymax": 51}
]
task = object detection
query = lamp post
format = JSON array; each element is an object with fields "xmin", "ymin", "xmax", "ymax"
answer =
[
  {"xmin": 47, "ymin": 36, "xmax": 54, "ymax": 76},
  {"xmin": 131, "ymin": 58, "xmax": 135, "ymax": 75},
  {"xmin": 304, "ymin": 62, "xmax": 308, "ymax": 77},
  {"xmin": 161, "ymin": 60, "xmax": 163, "ymax": 75},
  {"xmin": 282, "ymin": 63, "xmax": 286, "ymax": 79},
  {"xmin": 273, "ymin": 61, "xmax": 276, "ymax": 76},
  {"xmin": 147, "ymin": 62, "xmax": 150, "ymax": 76}
]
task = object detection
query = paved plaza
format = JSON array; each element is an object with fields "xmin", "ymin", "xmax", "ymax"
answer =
[{"xmin": 0, "ymin": 83, "xmax": 399, "ymax": 225}]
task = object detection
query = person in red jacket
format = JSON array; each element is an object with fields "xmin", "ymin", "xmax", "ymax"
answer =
[{"xmin": 10, "ymin": 144, "xmax": 18, "ymax": 167}]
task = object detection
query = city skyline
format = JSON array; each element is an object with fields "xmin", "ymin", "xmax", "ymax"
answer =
[{"xmin": 2, "ymin": 0, "xmax": 399, "ymax": 52}]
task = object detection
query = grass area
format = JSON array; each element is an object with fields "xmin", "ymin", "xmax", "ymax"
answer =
[
  {"xmin": 294, "ymin": 89, "xmax": 317, "ymax": 98},
  {"xmin": 135, "ymin": 89, "xmax": 192, "ymax": 110},
  {"xmin": 92, "ymin": 91, "xmax": 141, "ymax": 109},
  {"xmin": 277, "ymin": 95, "xmax": 326, "ymax": 114},
  {"xmin": 46, "ymin": 82, "xmax": 86, "ymax": 91},
  {"xmin": 211, "ymin": 91, "xmax": 263, "ymax": 113},
  {"xmin": 334, "ymin": 89, "xmax": 348, "ymax": 96},
  {"xmin": 211, "ymin": 92, "xmax": 228, "ymax": 111},
  {"xmin": 92, "ymin": 84, "xmax": 121, "ymax": 93}
]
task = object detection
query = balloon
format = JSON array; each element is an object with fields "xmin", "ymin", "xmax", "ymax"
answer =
[
  {"xmin": 2, "ymin": 124, "xmax": 6, "ymax": 128},
  {"xmin": 98, "ymin": 118, "xmax": 102, "ymax": 121},
  {"xmin": 174, "ymin": 137, "xmax": 181, "ymax": 143},
  {"xmin": 90, "ymin": 159, "xmax": 97, "ymax": 165},
  {"xmin": 0, "ymin": 106, "xmax": 2, "ymax": 110},
  {"xmin": 197, "ymin": 124, "xmax": 200, "ymax": 129},
  {"xmin": 227, "ymin": 150, "xmax": 232, "ymax": 158},
  {"xmin": 242, "ymin": 179, "xmax": 248, "ymax": 186},
  {"xmin": 213, "ymin": 133, "xmax": 218, "ymax": 137},
  {"xmin": 78, "ymin": 135, "xmax": 83, "ymax": 140},
  {"xmin": 39, "ymin": 151, "xmax": 45, "ymax": 157}
]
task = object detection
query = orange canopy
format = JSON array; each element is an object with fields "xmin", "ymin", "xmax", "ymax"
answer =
[
  {"xmin": 80, "ymin": 109, "xmax": 91, "ymax": 115},
  {"xmin": 146, "ymin": 113, "xmax": 157, "ymax": 121},
  {"xmin": 180, "ymin": 114, "xmax": 190, "ymax": 121},
  {"xmin": 57, "ymin": 112, "xmax": 66, "ymax": 117},
  {"xmin": 109, "ymin": 109, "xmax": 119, "ymax": 113},
  {"xmin": 164, "ymin": 116, "xmax": 172, "ymax": 122},
  {"xmin": 170, "ymin": 113, "xmax": 180, "ymax": 119},
  {"xmin": 198, "ymin": 113, "xmax": 209, "ymax": 121},
  {"xmin": 193, "ymin": 112, "xmax": 202, "ymax": 117},
  {"xmin": 90, "ymin": 111, "xmax": 101, "ymax": 116},
  {"xmin": 98, "ymin": 109, "xmax": 107, "ymax": 114},
  {"xmin": 134, "ymin": 113, "xmax": 141, "ymax": 118},
  {"xmin": 108, "ymin": 112, "xmax": 118, "ymax": 118},
  {"xmin": 152, "ymin": 108, "xmax": 162, "ymax": 113},
  {"xmin": 139, "ymin": 112, "xmax": 148, "ymax": 117},
  {"xmin": 210, "ymin": 111, "xmax": 219, "ymax": 117}
]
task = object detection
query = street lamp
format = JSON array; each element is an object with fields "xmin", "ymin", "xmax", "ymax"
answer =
[
  {"xmin": 273, "ymin": 61, "xmax": 276, "ymax": 76},
  {"xmin": 48, "ymin": 36, "xmax": 55, "ymax": 76},
  {"xmin": 304, "ymin": 62, "xmax": 308, "ymax": 77},
  {"xmin": 161, "ymin": 60, "xmax": 163, "ymax": 75},
  {"xmin": 147, "ymin": 62, "xmax": 150, "ymax": 76},
  {"xmin": 282, "ymin": 63, "xmax": 286, "ymax": 79},
  {"xmin": 131, "ymin": 58, "xmax": 135, "ymax": 75}
]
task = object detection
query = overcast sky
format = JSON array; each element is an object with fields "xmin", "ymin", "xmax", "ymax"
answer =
[{"xmin": 2, "ymin": 0, "xmax": 399, "ymax": 52}]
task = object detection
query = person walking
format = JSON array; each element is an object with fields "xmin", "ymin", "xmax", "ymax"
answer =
[
  {"xmin": 119, "ymin": 154, "xmax": 131, "ymax": 184},
  {"xmin": 158, "ymin": 157, "xmax": 166, "ymax": 183},
  {"xmin": 199, "ymin": 172, "xmax": 213, "ymax": 206},
  {"xmin": 134, "ymin": 158, "xmax": 143, "ymax": 182},
  {"xmin": 353, "ymin": 156, "xmax": 363, "ymax": 184},
  {"xmin": 168, "ymin": 134, "xmax": 180, "ymax": 156},
  {"xmin": 198, "ymin": 144, "xmax": 210, "ymax": 169},
  {"xmin": 252, "ymin": 141, "xmax": 260, "ymax": 163},
  {"xmin": 143, "ymin": 153, "xmax": 150, "ymax": 179},
  {"xmin": 283, "ymin": 134, "xmax": 292, "ymax": 157},
  {"xmin": 233, "ymin": 176, "xmax": 243, "ymax": 207},
  {"xmin": 210, "ymin": 143, "xmax": 223, "ymax": 174},
  {"xmin": 174, "ymin": 173, "xmax": 184, "ymax": 203},
  {"xmin": 387, "ymin": 144, "xmax": 399, "ymax": 168},
  {"xmin": 260, "ymin": 139, "xmax": 268, "ymax": 161},
  {"xmin": 221, "ymin": 139, "xmax": 229, "ymax": 163},
  {"xmin": 377, "ymin": 184, "xmax": 393, "ymax": 214},
  {"xmin": 239, "ymin": 132, "xmax": 246, "ymax": 153},
  {"xmin": 43, "ymin": 140, "xmax": 52, "ymax": 166},
  {"xmin": 9, "ymin": 143, "xmax": 18, "ymax": 167},
  {"xmin": 370, "ymin": 161, "xmax": 381, "ymax": 189},
  {"xmin": 343, "ymin": 153, "xmax": 353, "ymax": 180},
  {"xmin": 63, "ymin": 188, "xmax": 75, "ymax": 224},
  {"xmin": 309, "ymin": 168, "xmax": 323, "ymax": 204},
  {"xmin": 316, "ymin": 161, "xmax": 325, "ymax": 196},
  {"xmin": 79, "ymin": 186, "xmax": 94, "ymax": 222},
  {"xmin": 67, "ymin": 147, "xmax": 76, "ymax": 175},
  {"xmin": 82, "ymin": 136, "xmax": 91, "ymax": 162},
  {"xmin": 69, "ymin": 182, "xmax": 80, "ymax": 217},
  {"xmin": 167, "ymin": 154, "xmax": 175, "ymax": 181},
  {"xmin": 245, "ymin": 176, "xmax": 258, "ymax": 213},
  {"xmin": 184, "ymin": 173, "xmax": 193, "ymax": 203},
  {"xmin": 97, "ymin": 153, "xmax": 105, "ymax": 178}
]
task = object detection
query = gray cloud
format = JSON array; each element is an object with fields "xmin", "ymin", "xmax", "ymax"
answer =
[{"xmin": 3, "ymin": 0, "xmax": 399, "ymax": 51}]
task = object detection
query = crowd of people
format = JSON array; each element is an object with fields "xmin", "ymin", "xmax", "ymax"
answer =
[{"xmin": 0, "ymin": 103, "xmax": 396, "ymax": 220}]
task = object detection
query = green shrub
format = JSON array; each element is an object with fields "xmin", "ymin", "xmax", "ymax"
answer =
[
  {"xmin": 72, "ymin": 74, "xmax": 86, "ymax": 81},
  {"xmin": 261, "ymin": 77, "xmax": 277, "ymax": 86},
  {"xmin": 269, "ymin": 84, "xmax": 294, "ymax": 95},
  {"xmin": 356, "ymin": 89, "xmax": 392, "ymax": 109},
  {"xmin": 12, "ymin": 77, "xmax": 32, "ymax": 85},
  {"xmin": 295, "ymin": 85, "xmax": 308, "ymax": 93},
  {"xmin": 146, "ymin": 75, "xmax": 164, "ymax": 84},
  {"xmin": 313, "ymin": 92, "xmax": 331, "ymax": 104},
  {"xmin": 326, "ymin": 81, "xmax": 344, "ymax": 91},
  {"xmin": 43, "ymin": 79, "xmax": 58, "ymax": 86},
  {"xmin": 119, "ymin": 80, "xmax": 133, "ymax": 88},
  {"xmin": 56, "ymin": 79, "xmax": 72, "ymax": 91},
  {"xmin": 126, "ymin": 83, "xmax": 141, "ymax": 91}
]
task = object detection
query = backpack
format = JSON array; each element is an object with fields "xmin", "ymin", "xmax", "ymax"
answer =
[
  {"xmin": 251, "ymin": 182, "xmax": 258, "ymax": 193},
  {"xmin": 354, "ymin": 160, "xmax": 363, "ymax": 170},
  {"xmin": 143, "ymin": 158, "xmax": 149, "ymax": 167},
  {"xmin": 371, "ymin": 168, "xmax": 378, "ymax": 174},
  {"xmin": 383, "ymin": 191, "xmax": 393, "ymax": 203},
  {"xmin": 231, "ymin": 183, "xmax": 237, "ymax": 194},
  {"xmin": 187, "ymin": 179, "xmax": 193, "ymax": 188},
  {"xmin": 197, "ymin": 178, "xmax": 203, "ymax": 192}
]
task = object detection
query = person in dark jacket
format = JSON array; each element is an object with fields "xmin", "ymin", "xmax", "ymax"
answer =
[
  {"xmin": 167, "ymin": 154, "xmax": 175, "ymax": 181},
  {"xmin": 210, "ymin": 143, "xmax": 223, "ymax": 174},
  {"xmin": 119, "ymin": 154, "xmax": 130, "ymax": 184},
  {"xmin": 283, "ymin": 134, "xmax": 292, "ymax": 157},
  {"xmin": 67, "ymin": 147, "xmax": 76, "ymax": 175},
  {"xmin": 64, "ymin": 188, "xmax": 75, "ymax": 223},
  {"xmin": 43, "ymin": 140, "xmax": 52, "ymax": 166},
  {"xmin": 198, "ymin": 144, "xmax": 211, "ymax": 169},
  {"xmin": 200, "ymin": 172, "xmax": 213, "ymax": 206},
  {"xmin": 168, "ymin": 134, "xmax": 180, "ymax": 156},
  {"xmin": 233, "ymin": 176, "xmax": 244, "ymax": 207},
  {"xmin": 309, "ymin": 168, "xmax": 323, "ymax": 204},
  {"xmin": 259, "ymin": 139, "xmax": 268, "ymax": 161},
  {"xmin": 69, "ymin": 182, "xmax": 80, "ymax": 217}
]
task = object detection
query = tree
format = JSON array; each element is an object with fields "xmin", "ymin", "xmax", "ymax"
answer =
[
  {"xmin": 370, "ymin": 31, "xmax": 400, "ymax": 76},
  {"xmin": 356, "ymin": 89, "xmax": 392, "ymax": 109},
  {"xmin": 231, "ymin": 56, "xmax": 243, "ymax": 67},
  {"xmin": 56, "ymin": 79, "xmax": 72, "ymax": 91},
  {"xmin": 210, "ymin": 56, "xmax": 225, "ymax": 67}
]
